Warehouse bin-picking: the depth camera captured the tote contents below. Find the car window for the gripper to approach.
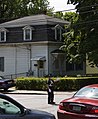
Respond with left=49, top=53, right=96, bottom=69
left=0, top=76, right=3, bottom=80
left=75, top=87, right=98, bottom=99
left=0, top=98, right=21, bottom=114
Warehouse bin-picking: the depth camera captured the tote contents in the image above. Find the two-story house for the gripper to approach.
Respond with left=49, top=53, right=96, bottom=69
left=0, top=14, right=86, bottom=77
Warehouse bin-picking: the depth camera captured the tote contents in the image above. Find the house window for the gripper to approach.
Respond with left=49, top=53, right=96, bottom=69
left=0, top=57, right=4, bottom=72
left=23, top=26, right=34, bottom=41
left=66, top=62, right=83, bottom=71
left=38, top=61, right=44, bottom=68
left=0, top=29, right=7, bottom=42
left=75, top=63, right=83, bottom=70
left=25, top=29, right=31, bottom=40
left=55, top=24, right=63, bottom=41
left=54, top=59, right=59, bottom=69
left=66, top=62, right=74, bottom=71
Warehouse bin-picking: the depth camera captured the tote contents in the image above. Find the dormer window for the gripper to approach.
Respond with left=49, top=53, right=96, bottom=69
left=54, top=24, right=63, bottom=41
left=23, top=26, right=34, bottom=41
left=0, top=28, right=7, bottom=42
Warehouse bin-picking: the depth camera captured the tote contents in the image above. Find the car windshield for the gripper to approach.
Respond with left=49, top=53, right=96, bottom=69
left=74, top=87, right=98, bottom=99
left=0, top=76, right=3, bottom=80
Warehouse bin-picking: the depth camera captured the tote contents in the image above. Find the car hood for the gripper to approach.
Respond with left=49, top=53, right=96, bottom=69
left=0, top=79, right=10, bottom=81
left=0, top=79, right=13, bottom=82
left=28, top=109, right=55, bottom=119
left=63, top=97, right=98, bottom=106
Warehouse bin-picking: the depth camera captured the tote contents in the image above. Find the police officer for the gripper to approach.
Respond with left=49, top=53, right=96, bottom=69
left=47, top=74, right=55, bottom=104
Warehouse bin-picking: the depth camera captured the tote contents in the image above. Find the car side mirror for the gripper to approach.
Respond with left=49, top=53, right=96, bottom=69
left=20, top=108, right=30, bottom=117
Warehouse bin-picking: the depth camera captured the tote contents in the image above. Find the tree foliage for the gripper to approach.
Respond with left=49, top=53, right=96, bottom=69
left=62, top=0, right=98, bottom=66
left=53, top=12, right=64, bottom=19
left=0, top=0, right=53, bottom=22
left=64, top=12, right=79, bottom=24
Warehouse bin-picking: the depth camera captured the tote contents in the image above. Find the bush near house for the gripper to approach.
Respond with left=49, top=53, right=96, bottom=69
left=16, top=77, right=98, bottom=91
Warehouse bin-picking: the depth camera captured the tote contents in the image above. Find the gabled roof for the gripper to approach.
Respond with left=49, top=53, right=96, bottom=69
left=51, top=49, right=65, bottom=54
left=0, top=14, right=69, bottom=28
left=31, top=56, right=46, bottom=61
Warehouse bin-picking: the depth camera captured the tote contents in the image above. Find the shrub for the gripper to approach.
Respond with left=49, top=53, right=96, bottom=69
left=16, top=77, right=47, bottom=90
left=16, top=76, right=98, bottom=91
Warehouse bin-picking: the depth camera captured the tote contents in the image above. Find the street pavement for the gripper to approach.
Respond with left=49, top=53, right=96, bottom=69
left=1, top=88, right=76, bottom=118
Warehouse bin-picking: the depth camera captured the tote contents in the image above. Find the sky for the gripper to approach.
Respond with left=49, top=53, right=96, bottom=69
left=48, top=0, right=75, bottom=12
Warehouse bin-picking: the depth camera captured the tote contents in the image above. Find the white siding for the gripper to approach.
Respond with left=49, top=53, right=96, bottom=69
left=16, top=47, right=30, bottom=73
left=86, top=60, right=98, bottom=74
left=31, top=45, right=48, bottom=76
left=0, top=46, right=30, bottom=77
left=0, top=42, right=66, bottom=77
left=0, top=47, right=15, bottom=76
left=31, top=43, right=65, bottom=77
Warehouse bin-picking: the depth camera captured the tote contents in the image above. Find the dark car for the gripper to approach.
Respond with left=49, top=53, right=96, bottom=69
left=0, top=76, right=16, bottom=91
left=57, top=84, right=98, bottom=119
left=0, top=93, right=55, bottom=119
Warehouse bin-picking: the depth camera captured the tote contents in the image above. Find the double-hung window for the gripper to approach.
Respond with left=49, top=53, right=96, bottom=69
left=0, top=28, right=7, bottom=42
left=0, top=57, right=4, bottom=72
left=55, top=24, right=63, bottom=41
left=23, top=26, right=34, bottom=41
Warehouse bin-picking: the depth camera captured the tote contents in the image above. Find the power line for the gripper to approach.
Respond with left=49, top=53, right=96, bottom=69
left=0, top=18, right=98, bottom=31
left=53, top=4, right=98, bottom=13
left=73, top=19, right=98, bottom=26
left=0, top=4, right=98, bottom=20
left=0, top=19, right=98, bottom=34
left=53, top=8, right=98, bottom=15
left=0, top=4, right=98, bottom=21
left=78, top=9, right=98, bottom=14
left=77, top=4, right=98, bottom=10
left=0, top=5, right=98, bottom=29
left=0, top=8, right=98, bottom=21
left=53, top=8, right=76, bottom=13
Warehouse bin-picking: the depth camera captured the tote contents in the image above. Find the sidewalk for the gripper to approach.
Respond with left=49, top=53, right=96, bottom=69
left=4, top=87, right=76, bottom=95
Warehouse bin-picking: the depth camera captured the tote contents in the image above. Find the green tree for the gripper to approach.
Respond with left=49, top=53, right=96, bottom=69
left=61, top=12, right=81, bottom=63
left=64, top=12, right=79, bottom=24
left=0, top=0, right=53, bottom=22
left=62, top=0, right=98, bottom=66
left=0, top=0, right=19, bottom=19
left=53, top=12, right=64, bottom=19
left=28, top=0, right=53, bottom=15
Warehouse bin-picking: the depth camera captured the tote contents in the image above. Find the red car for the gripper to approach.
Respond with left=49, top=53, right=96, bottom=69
left=57, top=84, right=98, bottom=119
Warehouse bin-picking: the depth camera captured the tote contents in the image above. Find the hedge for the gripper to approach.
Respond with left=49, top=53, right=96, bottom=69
left=16, top=77, right=98, bottom=91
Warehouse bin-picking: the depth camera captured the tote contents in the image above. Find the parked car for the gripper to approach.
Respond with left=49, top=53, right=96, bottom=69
left=0, top=76, right=16, bottom=91
left=0, top=93, right=55, bottom=119
left=57, top=84, right=98, bottom=119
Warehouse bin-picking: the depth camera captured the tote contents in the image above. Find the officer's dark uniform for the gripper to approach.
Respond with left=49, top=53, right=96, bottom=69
left=47, top=76, right=55, bottom=104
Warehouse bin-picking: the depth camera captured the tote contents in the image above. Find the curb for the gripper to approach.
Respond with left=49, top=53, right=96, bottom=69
left=3, top=90, right=76, bottom=95
left=0, top=88, right=76, bottom=95
left=2, top=90, right=47, bottom=95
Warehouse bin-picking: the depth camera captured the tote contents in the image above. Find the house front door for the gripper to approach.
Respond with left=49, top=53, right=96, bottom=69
left=38, top=61, right=44, bottom=77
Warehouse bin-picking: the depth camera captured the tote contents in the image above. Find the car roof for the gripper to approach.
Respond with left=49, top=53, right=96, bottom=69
left=85, top=84, right=98, bottom=88
left=0, top=93, right=25, bottom=108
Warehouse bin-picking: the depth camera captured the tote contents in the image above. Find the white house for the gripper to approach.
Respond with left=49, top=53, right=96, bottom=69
left=0, top=14, right=86, bottom=78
